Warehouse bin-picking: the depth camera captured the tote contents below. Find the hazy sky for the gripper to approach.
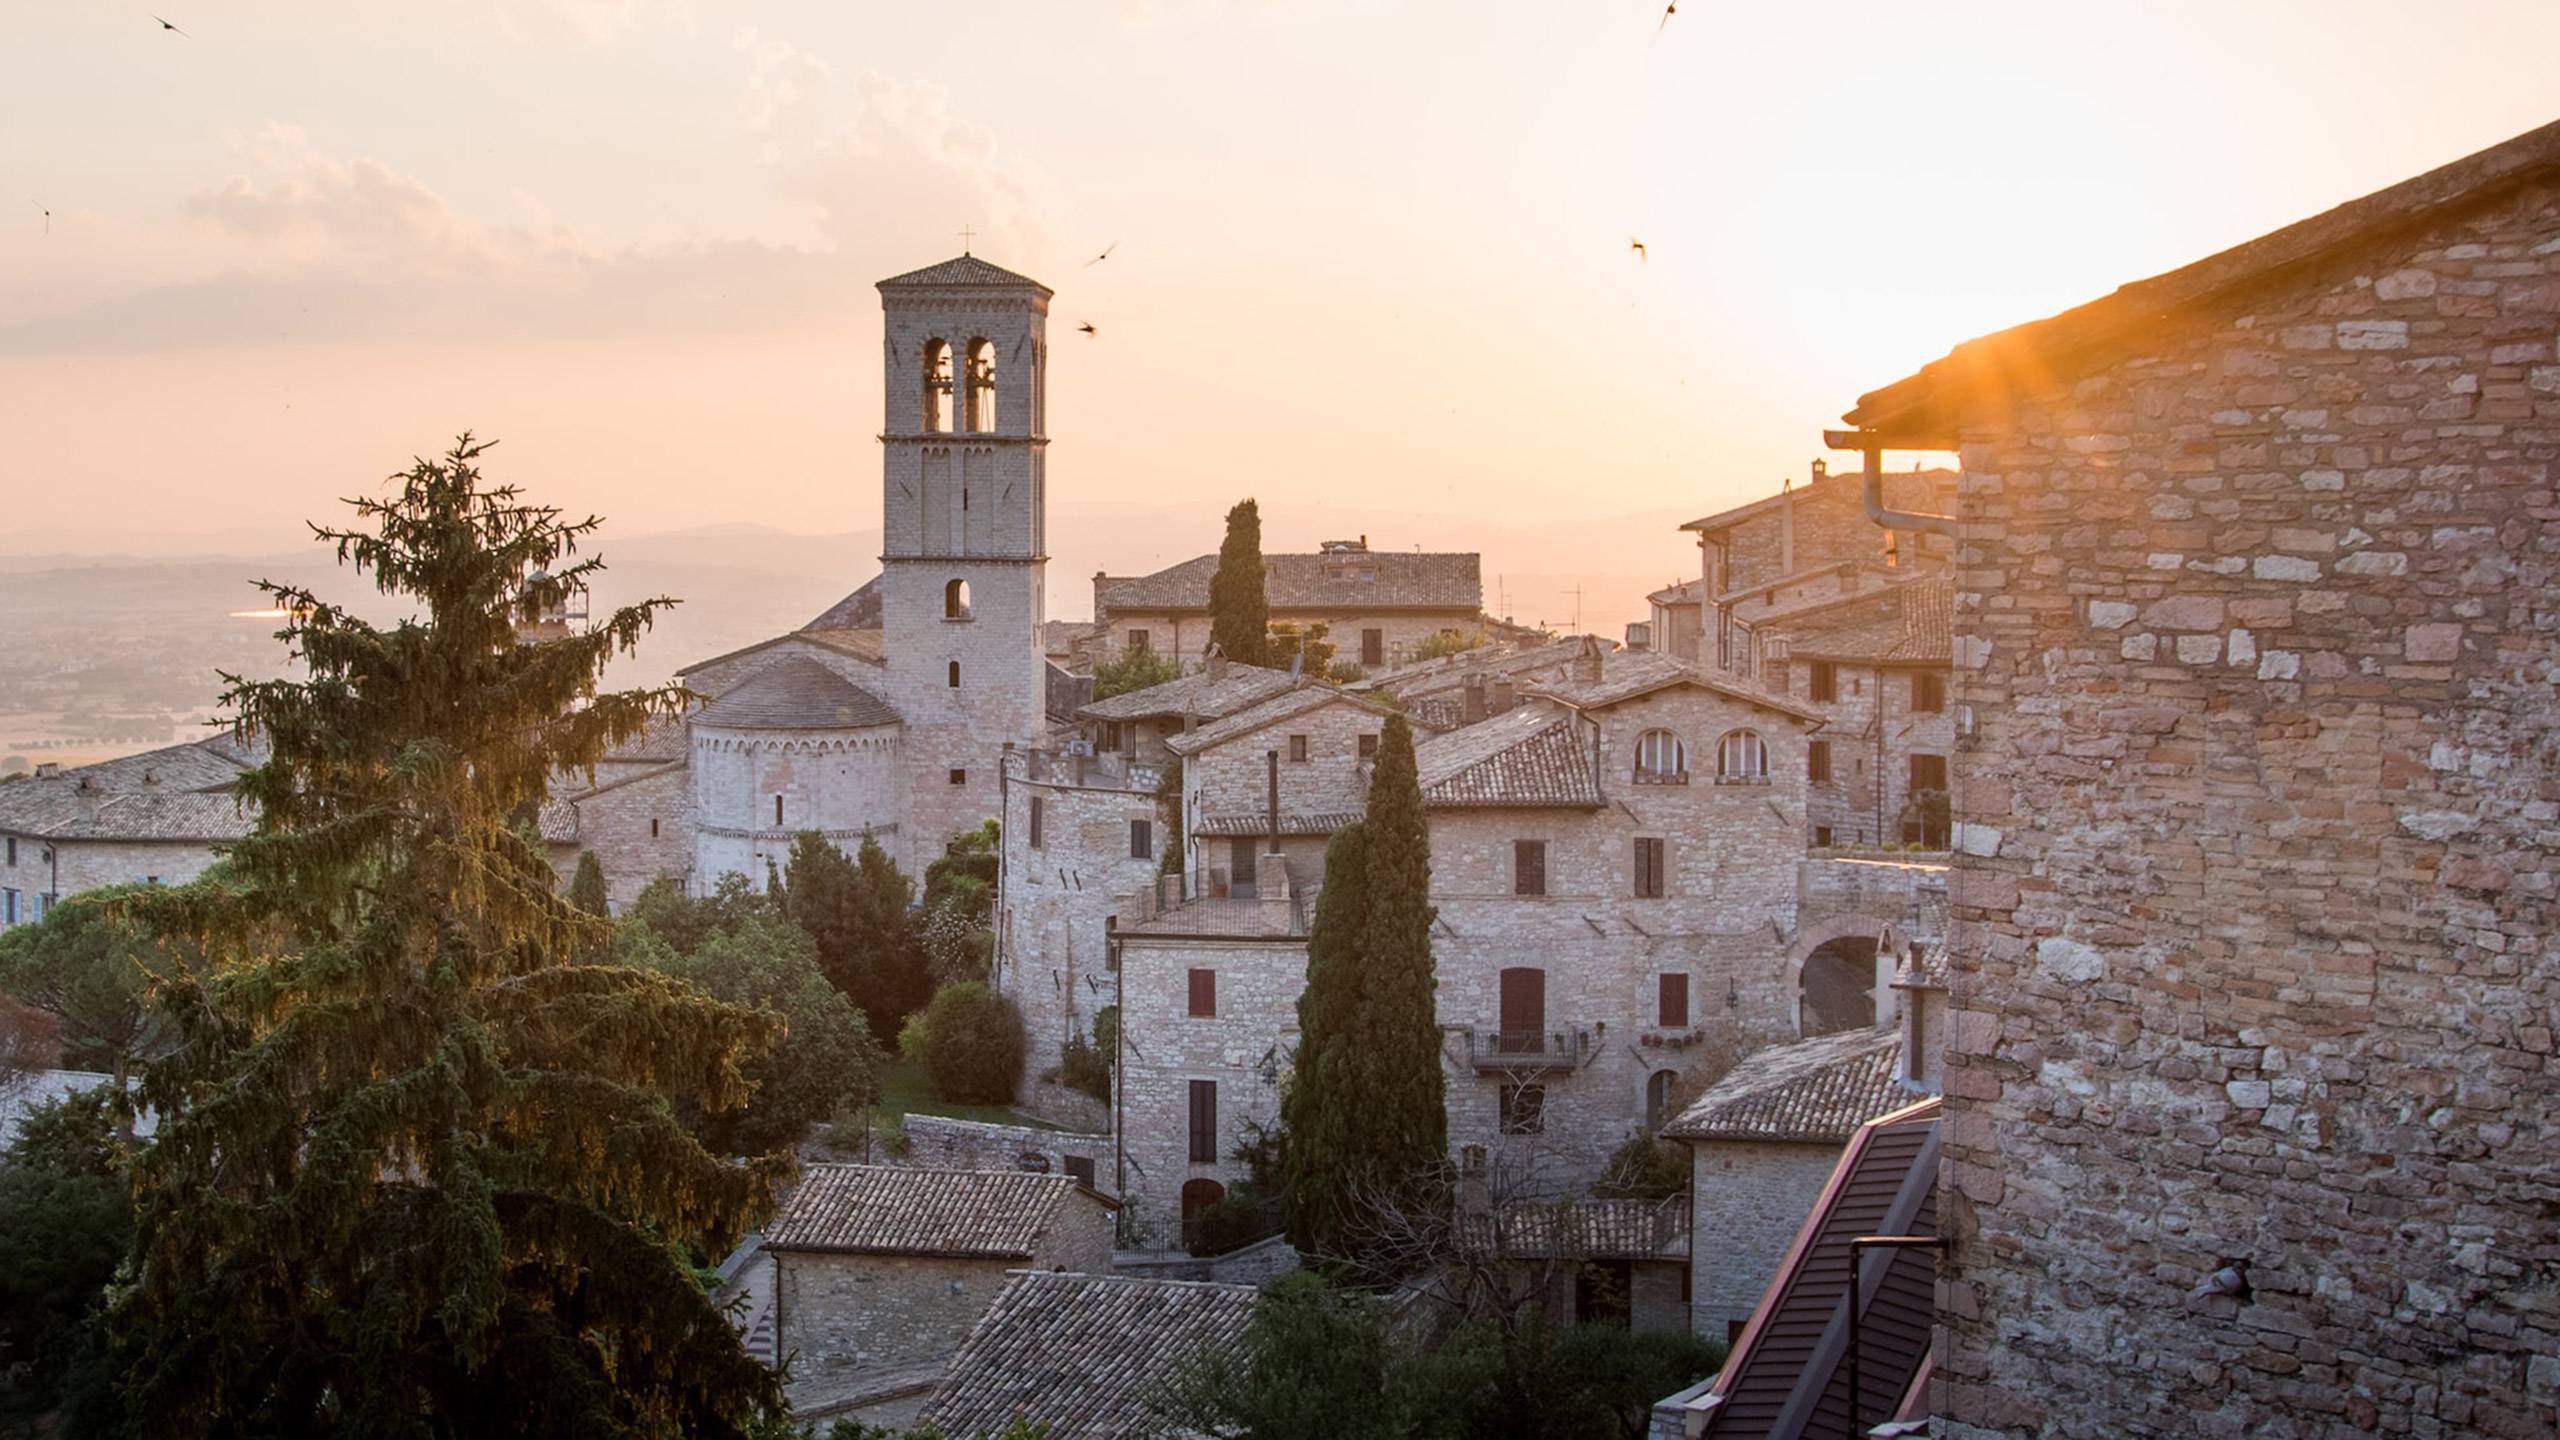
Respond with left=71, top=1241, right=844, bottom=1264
left=6, top=1, right=2558, bottom=625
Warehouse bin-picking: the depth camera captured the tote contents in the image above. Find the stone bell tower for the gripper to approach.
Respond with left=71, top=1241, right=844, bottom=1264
left=875, top=254, right=1052, bottom=875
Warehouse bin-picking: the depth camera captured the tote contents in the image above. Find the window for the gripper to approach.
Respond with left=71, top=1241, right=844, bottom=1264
left=944, top=577, right=972, bottom=619
left=949, top=768, right=968, bottom=786
left=1064, top=1155, right=1097, bottom=1189
left=774, top=795, right=784, bottom=826
left=1646, top=1071, right=1678, bottom=1130
left=1716, top=730, right=1769, bottom=782
left=948, top=660, right=962, bottom=688
left=1814, top=825, right=1835, bottom=848
left=1633, top=837, right=1665, bottom=898
left=1029, top=796, right=1044, bottom=849
left=1913, top=671, right=1946, bottom=713
left=1188, top=1080, right=1219, bottom=1162
left=1499, top=1083, right=1546, bottom=1135
left=922, top=339, right=954, bottom=432
left=2, top=889, right=14, bottom=925
left=1657, top=973, right=1689, bottom=1028
left=1188, top=968, right=1216, bottom=1018
left=1180, top=1178, right=1226, bottom=1244
left=1498, top=967, right=1546, bottom=1050
left=145, top=875, right=159, bottom=886
left=649, top=817, right=659, bottom=838
left=1288, top=734, right=1310, bottom=763
left=1513, top=839, right=1546, bottom=896
left=4, top=837, right=13, bottom=866
left=1358, top=733, right=1379, bottom=761
left=1809, top=739, right=1833, bottom=784
left=1129, top=628, right=1151, bottom=654
left=1361, top=628, right=1385, bottom=667
left=1130, top=818, right=1153, bottom=859
left=1634, top=729, right=1686, bottom=783
left=1910, top=753, right=1949, bottom=793
left=964, top=337, right=997, bottom=432
left=1809, top=660, right=1837, bottom=703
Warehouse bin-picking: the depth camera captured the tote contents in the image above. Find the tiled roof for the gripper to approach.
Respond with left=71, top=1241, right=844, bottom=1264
left=1678, top=470, right=1955, bottom=535
left=1534, top=652, right=1824, bottom=725
left=802, top=577, right=882, bottom=632
left=1193, top=810, right=1363, bottom=837
left=1663, top=1027, right=1907, bottom=1144
left=921, top=1271, right=1257, bottom=1438
left=0, top=736, right=262, bottom=842
left=1649, top=578, right=1708, bottom=607
left=1042, top=619, right=1100, bottom=654
left=1077, top=663, right=1298, bottom=723
left=1118, top=894, right=1307, bottom=940
left=764, top=1166, right=1083, bottom=1258
left=1367, top=635, right=1597, bottom=702
left=676, top=626, right=884, bottom=679
left=1413, top=706, right=1602, bottom=809
left=1456, top=1197, right=1688, bottom=1260
left=1772, top=576, right=1952, bottom=665
left=601, top=714, right=688, bottom=764
left=1095, top=549, right=1482, bottom=614
left=876, top=254, right=1053, bottom=293
left=692, top=656, right=899, bottom=731
left=1161, top=684, right=1399, bottom=758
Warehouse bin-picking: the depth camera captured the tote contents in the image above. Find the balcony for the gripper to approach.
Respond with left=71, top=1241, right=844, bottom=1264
left=1464, top=1027, right=1592, bottom=1073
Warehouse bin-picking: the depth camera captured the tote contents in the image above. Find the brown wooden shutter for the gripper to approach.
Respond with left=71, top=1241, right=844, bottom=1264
left=1188, top=1080, right=1218, bottom=1162
left=1659, top=972, right=1689, bottom=1028
left=1514, top=840, right=1546, bottom=896
left=1499, top=967, right=1546, bottom=1048
left=1188, top=968, right=1216, bottom=1018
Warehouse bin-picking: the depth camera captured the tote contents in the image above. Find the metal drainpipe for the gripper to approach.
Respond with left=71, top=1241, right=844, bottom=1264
left=1844, top=1234, right=1945, bottom=1436
left=1841, top=438, right=1960, bottom=539
left=1110, top=920, right=1126, bottom=1235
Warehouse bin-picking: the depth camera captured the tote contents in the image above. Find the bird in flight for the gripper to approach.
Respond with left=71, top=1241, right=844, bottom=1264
left=1076, top=322, right=1098, bottom=336
left=40, top=207, right=49, bottom=234
left=1630, top=238, right=1647, bottom=262
left=1652, top=3, right=1674, bottom=43
left=153, top=14, right=188, bottom=34
left=1084, top=242, right=1118, bottom=267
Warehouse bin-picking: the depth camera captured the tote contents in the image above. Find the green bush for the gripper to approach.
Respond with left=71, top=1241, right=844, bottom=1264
left=899, top=982, right=1026, bottom=1105
left=1054, top=1032, right=1112, bottom=1103
left=1092, top=647, right=1183, bottom=701
left=1592, top=1134, right=1688, bottom=1202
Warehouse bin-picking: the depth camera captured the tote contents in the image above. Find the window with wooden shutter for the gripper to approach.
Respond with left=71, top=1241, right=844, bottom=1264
left=1130, top=818, right=1152, bottom=859
left=1658, top=972, right=1689, bottom=1028
left=1064, top=1155, right=1097, bottom=1189
left=1188, top=1080, right=1218, bottom=1162
left=1809, top=739, right=1833, bottom=784
left=1912, top=671, right=1946, bottom=713
left=1633, top=837, right=1665, bottom=898
left=1361, top=629, right=1385, bottom=667
left=1187, top=968, right=1216, bottom=1018
left=1513, top=840, right=1546, bottom=896
left=1810, top=660, right=1837, bottom=703
left=1029, top=796, right=1043, bottom=848
left=1288, top=734, right=1310, bottom=763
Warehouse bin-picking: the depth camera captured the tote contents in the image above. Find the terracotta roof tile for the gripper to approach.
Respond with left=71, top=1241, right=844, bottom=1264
left=765, top=1166, right=1083, bottom=1258
left=1096, top=548, right=1481, bottom=614
left=1663, top=1028, right=1908, bottom=1144
left=1773, top=576, right=1952, bottom=665
left=693, top=656, right=899, bottom=731
left=1413, top=706, right=1602, bottom=809
left=921, top=1271, right=1257, bottom=1438
left=1457, top=1197, right=1689, bottom=1260
left=1160, top=684, right=1403, bottom=758
left=0, top=736, right=262, bottom=841
left=1077, top=663, right=1298, bottom=723
left=876, top=254, right=1052, bottom=293
left=1534, top=652, right=1825, bottom=725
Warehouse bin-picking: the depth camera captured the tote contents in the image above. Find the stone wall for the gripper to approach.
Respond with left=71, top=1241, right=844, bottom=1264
left=897, top=1115, right=1110, bottom=1183
left=1113, top=933, right=1306, bottom=1245
left=1712, top=468, right=1953, bottom=595
left=689, top=722, right=905, bottom=894
left=1102, top=610, right=1479, bottom=671
left=0, top=836, right=227, bottom=927
left=1934, top=179, right=2560, bottom=1438
left=998, top=754, right=1166, bottom=1088
left=563, top=762, right=692, bottom=911
left=1686, top=1138, right=1846, bottom=1336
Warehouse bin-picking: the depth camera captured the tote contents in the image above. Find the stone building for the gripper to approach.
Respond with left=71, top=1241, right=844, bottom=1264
left=1829, top=119, right=2560, bottom=1437
left=551, top=254, right=1066, bottom=906
left=1103, top=647, right=1828, bottom=1243
left=763, top=1165, right=1114, bottom=1410
left=1455, top=1196, right=1694, bottom=1335
left=1092, top=537, right=1484, bottom=670
left=1756, top=576, right=1956, bottom=849
left=919, top=1270, right=1258, bottom=1438
left=0, top=734, right=264, bottom=928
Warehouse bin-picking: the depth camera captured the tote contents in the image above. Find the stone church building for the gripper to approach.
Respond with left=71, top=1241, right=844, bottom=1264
left=557, top=255, right=1065, bottom=905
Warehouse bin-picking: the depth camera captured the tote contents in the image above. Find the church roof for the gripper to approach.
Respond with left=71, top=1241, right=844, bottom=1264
left=802, top=576, right=882, bottom=631
left=877, top=254, right=1054, bottom=296
left=691, top=655, right=898, bottom=731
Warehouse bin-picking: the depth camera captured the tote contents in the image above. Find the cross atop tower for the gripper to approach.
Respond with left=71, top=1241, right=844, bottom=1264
left=958, top=224, right=975, bottom=254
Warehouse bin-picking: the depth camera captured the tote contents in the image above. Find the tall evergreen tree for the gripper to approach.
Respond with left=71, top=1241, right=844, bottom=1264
left=778, top=830, right=933, bottom=1044
left=105, top=436, right=792, bottom=1437
left=566, top=849, right=609, bottom=916
left=1280, top=713, right=1446, bottom=1283
left=1207, top=498, right=1270, bottom=667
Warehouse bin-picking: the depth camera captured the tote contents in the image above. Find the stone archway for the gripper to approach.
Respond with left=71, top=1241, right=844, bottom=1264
left=1787, top=916, right=1890, bottom=1037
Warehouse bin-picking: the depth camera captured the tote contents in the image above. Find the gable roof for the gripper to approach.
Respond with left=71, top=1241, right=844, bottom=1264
left=1413, top=705, right=1602, bottom=809
left=1533, top=652, right=1825, bottom=726
left=0, top=735, right=263, bottom=842
left=921, top=1271, right=1257, bottom=1438
left=1365, top=634, right=1599, bottom=701
left=1680, top=471, right=1956, bottom=536
left=691, top=656, right=899, bottom=731
left=802, top=576, right=882, bottom=631
left=876, top=254, right=1053, bottom=295
left=1768, top=575, right=1953, bottom=667
left=1663, top=1027, right=1908, bottom=1144
left=1077, top=662, right=1298, bottom=723
left=1456, top=1196, right=1689, bottom=1261
left=1160, top=683, right=1401, bottom=758
left=1839, top=119, right=2560, bottom=444
left=676, top=625, right=884, bottom=680
left=1095, top=549, right=1482, bottom=614
left=764, top=1166, right=1089, bottom=1259
left=1686, top=1098, right=1943, bottom=1439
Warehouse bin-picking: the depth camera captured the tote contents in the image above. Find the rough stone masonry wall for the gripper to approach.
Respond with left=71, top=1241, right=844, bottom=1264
left=1938, top=181, right=2560, bottom=1439
left=563, top=764, right=692, bottom=911
left=1687, top=1138, right=1850, bottom=1336
left=998, top=757, right=1165, bottom=1090
left=0, top=836, right=227, bottom=926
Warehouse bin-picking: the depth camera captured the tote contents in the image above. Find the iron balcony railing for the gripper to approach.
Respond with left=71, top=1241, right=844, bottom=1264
left=1465, top=1027, right=1591, bottom=1072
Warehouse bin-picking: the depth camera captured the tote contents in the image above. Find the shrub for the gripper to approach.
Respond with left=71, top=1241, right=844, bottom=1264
left=900, top=982, right=1026, bottom=1105
left=1592, top=1134, right=1688, bottom=1202
left=1092, top=646, right=1183, bottom=701
left=1411, top=627, right=1483, bottom=663
left=1054, top=1033, right=1111, bottom=1103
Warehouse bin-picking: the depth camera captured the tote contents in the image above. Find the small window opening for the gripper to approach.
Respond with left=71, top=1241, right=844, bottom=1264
left=774, top=795, right=784, bottom=825
left=949, top=768, right=968, bottom=786
left=922, top=339, right=954, bottom=432
left=965, top=338, right=997, bottom=432
left=945, top=577, right=972, bottom=619
left=949, top=660, right=962, bottom=688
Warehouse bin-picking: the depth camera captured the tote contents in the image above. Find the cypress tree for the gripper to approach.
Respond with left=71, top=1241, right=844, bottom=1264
left=780, top=830, right=933, bottom=1044
left=106, top=436, right=791, bottom=1436
left=1281, top=713, right=1446, bottom=1283
left=566, top=849, right=609, bottom=916
left=1207, top=498, right=1270, bottom=667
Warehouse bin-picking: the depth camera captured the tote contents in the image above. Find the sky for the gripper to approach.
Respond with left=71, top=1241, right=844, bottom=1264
left=5, top=0, right=2558, bottom=627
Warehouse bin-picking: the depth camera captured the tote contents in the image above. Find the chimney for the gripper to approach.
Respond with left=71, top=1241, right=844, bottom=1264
left=34, top=762, right=60, bottom=780
left=1892, top=949, right=1949, bottom=1096
left=1491, top=677, right=1516, bottom=714
left=1207, top=646, right=1229, bottom=683
left=1257, top=852, right=1293, bottom=933
left=1811, top=457, right=1829, bottom=483
left=1572, top=635, right=1605, bottom=685
left=1461, top=674, right=1487, bottom=725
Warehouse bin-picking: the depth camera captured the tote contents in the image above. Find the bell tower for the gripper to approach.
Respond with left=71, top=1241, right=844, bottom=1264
left=876, top=254, right=1052, bottom=874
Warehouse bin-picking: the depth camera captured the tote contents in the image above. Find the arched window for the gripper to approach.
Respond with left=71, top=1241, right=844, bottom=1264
left=921, top=339, right=954, bottom=432
left=948, top=660, right=961, bottom=689
left=1716, top=729, right=1768, bottom=783
left=1180, top=1178, right=1227, bottom=1248
left=1646, top=1070, right=1678, bottom=1130
left=944, top=577, right=972, bottom=619
left=1633, top=729, right=1686, bottom=784
left=964, top=337, right=997, bottom=432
